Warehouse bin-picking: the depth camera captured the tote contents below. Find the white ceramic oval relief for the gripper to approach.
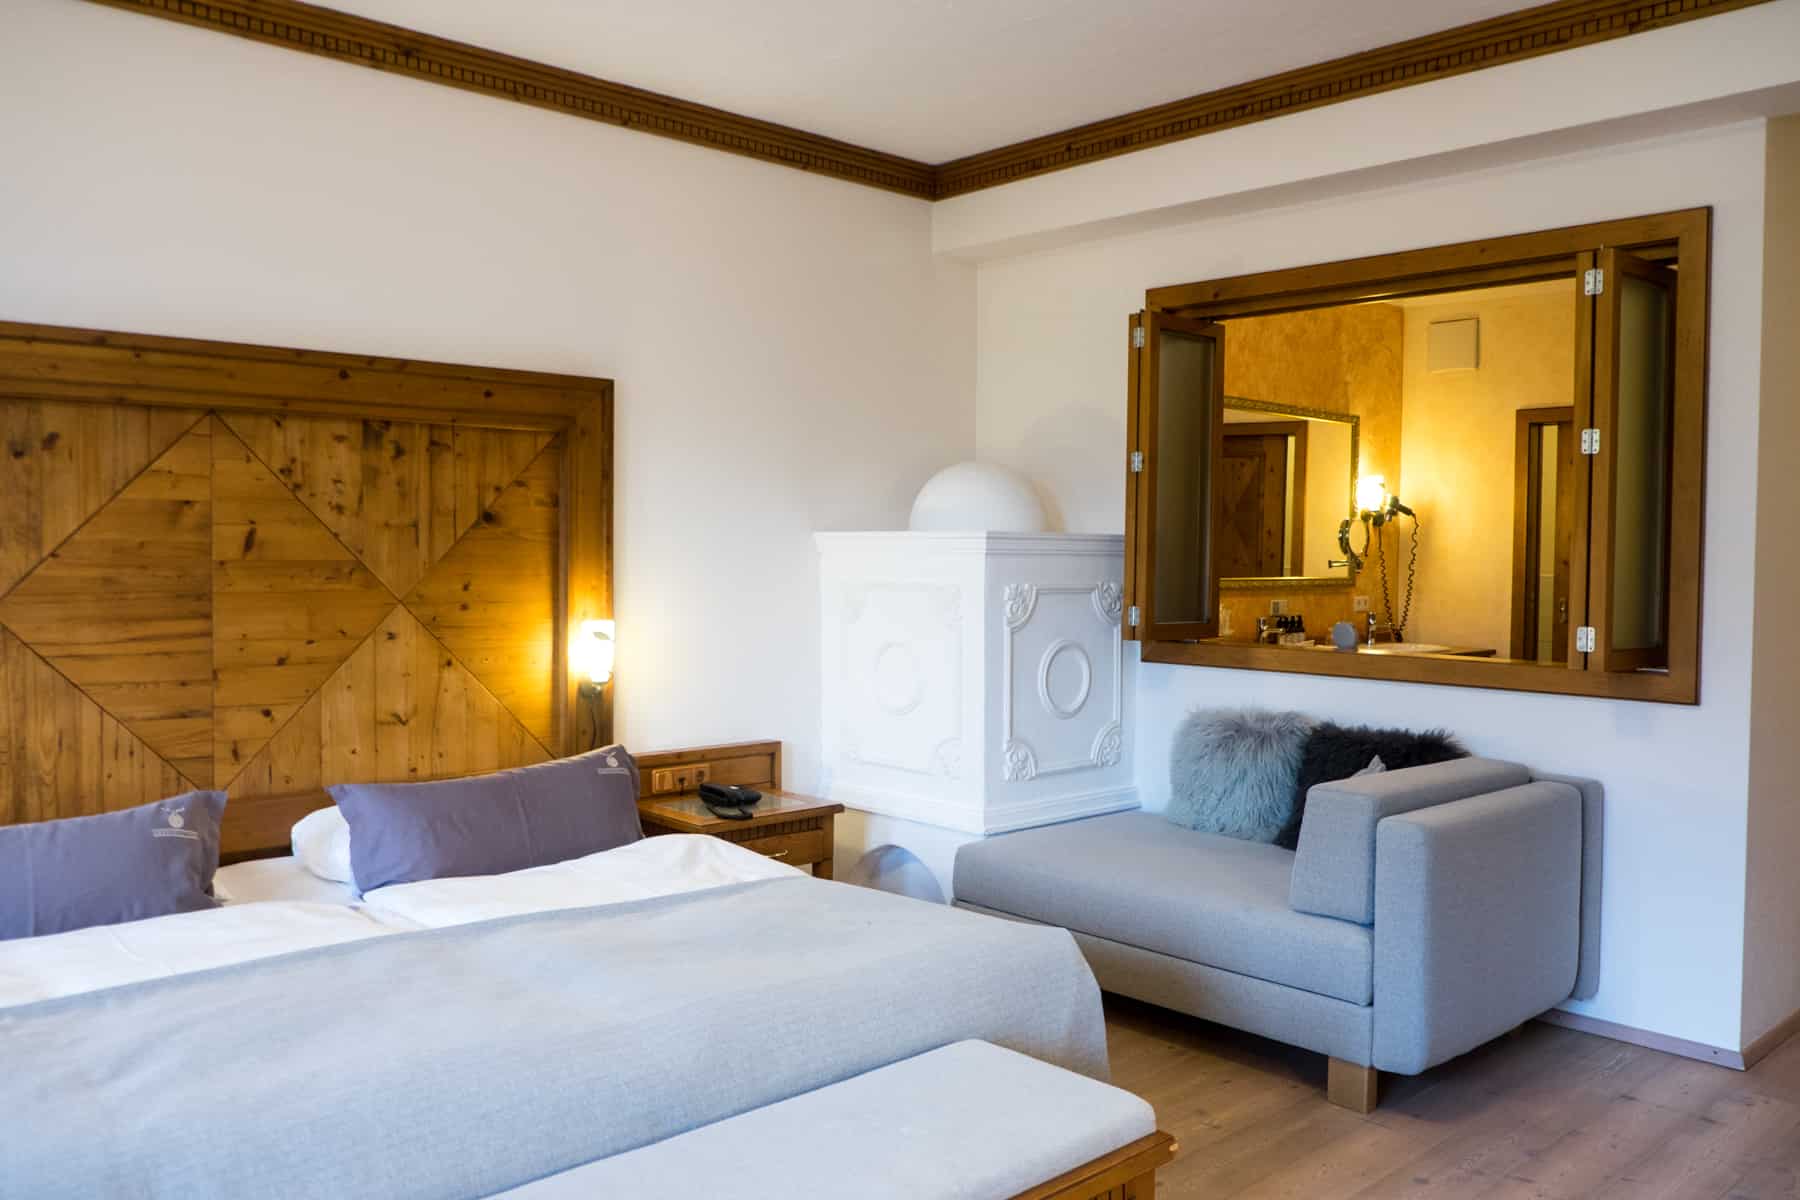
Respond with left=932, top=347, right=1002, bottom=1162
left=1037, top=638, right=1093, bottom=719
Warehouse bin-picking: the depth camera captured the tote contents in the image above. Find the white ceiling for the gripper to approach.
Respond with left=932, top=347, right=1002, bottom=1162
left=327, top=0, right=1536, bottom=162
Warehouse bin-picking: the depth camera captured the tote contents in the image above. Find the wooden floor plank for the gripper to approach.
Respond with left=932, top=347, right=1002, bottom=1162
left=1103, top=996, right=1800, bottom=1200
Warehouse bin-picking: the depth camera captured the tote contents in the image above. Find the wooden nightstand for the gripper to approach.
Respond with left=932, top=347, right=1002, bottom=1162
left=637, top=790, right=843, bottom=878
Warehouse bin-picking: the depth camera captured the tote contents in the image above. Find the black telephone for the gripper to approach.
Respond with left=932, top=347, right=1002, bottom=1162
left=699, top=782, right=762, bottom=820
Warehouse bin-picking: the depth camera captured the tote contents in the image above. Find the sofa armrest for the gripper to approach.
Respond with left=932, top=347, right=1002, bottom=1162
left=1371, top=782, right=1582, bottom=1075
left=1291, top=757, right=1532, bottom=924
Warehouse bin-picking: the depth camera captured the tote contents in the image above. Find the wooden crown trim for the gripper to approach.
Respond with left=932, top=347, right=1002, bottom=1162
left=933, top=0, right=1775, bottom=196
left=82, top=0, right=938, bottom=199
left=84, top=0, right=1773, bottom=201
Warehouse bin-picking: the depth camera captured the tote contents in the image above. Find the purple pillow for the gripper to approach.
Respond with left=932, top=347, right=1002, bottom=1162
left=330, top=746, right=644, bottom=894
left=0, top=791, right=227, bottom=941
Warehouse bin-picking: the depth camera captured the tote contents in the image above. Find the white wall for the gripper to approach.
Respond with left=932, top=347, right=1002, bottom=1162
left=1743, top=115, right=1800, bottom=1049
left=974, top=123, right=1768, bottom=1051
left=0, top=0, right=975, bottom=792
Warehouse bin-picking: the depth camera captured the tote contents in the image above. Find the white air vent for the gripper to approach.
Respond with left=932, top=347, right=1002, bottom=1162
left=1426, top=317, right=1479, bottom=373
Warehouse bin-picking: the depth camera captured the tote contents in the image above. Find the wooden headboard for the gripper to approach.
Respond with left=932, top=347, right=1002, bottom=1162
left=0, top=321, right=612, bottom=858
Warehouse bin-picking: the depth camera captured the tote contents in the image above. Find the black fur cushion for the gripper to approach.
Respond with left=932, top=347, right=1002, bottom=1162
left=1277, top=723, right=1468, bottom=849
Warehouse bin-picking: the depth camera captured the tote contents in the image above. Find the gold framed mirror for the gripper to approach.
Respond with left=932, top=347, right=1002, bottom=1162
left=1217, top=396, right=1357, bottom=590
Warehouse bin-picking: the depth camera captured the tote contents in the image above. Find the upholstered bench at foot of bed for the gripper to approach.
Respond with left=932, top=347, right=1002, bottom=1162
left=499, top=1040, right=1176, bottom=1200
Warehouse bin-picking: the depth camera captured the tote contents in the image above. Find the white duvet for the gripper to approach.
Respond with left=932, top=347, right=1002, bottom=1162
left=360, top=833, right=803, bottom=928
left=0, top=902, right=393, bottom=1008
left=0, top=835, right=803, bottom=1010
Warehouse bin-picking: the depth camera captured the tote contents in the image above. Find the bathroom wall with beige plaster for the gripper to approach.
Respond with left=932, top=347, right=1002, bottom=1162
left=1397, top=281, right=1578, bottom=653
left=1216, top=304, right=1403, bottom=640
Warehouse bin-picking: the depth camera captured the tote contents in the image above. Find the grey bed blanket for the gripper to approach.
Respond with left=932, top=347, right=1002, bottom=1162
left=0, top=877, right=1105, bottom=1200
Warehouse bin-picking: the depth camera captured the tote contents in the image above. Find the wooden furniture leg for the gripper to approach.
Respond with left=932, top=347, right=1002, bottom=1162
left=1327, top=1058, right=1379, bottom=1113
left=814, top=856, right=834, bottom=880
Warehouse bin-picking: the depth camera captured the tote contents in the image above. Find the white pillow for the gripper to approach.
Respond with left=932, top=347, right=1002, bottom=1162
left=292, top=806, right=353, bottom=884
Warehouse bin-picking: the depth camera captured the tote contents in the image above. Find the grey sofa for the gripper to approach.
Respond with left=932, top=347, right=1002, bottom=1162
left=953, top=757, right=1602, bottom=1111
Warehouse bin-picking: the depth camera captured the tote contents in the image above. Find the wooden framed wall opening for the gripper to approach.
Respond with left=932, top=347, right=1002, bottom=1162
left=0, top=321, right=614, bottom=856
left=1124, top=208, right=1709, bottom=704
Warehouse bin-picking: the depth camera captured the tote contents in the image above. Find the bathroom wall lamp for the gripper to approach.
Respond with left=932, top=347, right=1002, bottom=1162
left=1338, top=478, right=1419, bottom=641
left=1355, top=474, right=1390, bottom=517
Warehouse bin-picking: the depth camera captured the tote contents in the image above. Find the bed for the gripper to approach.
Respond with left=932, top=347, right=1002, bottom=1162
left=0, top=324, right=1127, bottom=1198
left=1, top=831, right=1108, bottom=1198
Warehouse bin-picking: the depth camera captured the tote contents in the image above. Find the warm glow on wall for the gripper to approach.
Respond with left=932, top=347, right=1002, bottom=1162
left=574, top=619, right=616, bottom=687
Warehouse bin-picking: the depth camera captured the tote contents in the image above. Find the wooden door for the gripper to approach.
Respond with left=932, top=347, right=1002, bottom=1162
left=1215, top=420, right=1306, bottom=578
left=1511, top=406, right=1576, bottom=662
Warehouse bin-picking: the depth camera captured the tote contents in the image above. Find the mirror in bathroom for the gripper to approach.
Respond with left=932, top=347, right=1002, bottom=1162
left=1216, top=399, right=1356, bottom=586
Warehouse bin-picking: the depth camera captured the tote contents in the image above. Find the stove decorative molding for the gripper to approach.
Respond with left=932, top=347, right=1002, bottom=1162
left=818, top=532, right=1134, bottom=838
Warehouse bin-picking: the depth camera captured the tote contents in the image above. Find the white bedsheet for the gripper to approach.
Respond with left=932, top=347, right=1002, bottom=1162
left=1, top=835, right=803, bottom=1009
left=0, top=902, right=395, bottom=1008
left=214, top=855, right=359, bottom=907
left=361, top=834, right=804, bottom=929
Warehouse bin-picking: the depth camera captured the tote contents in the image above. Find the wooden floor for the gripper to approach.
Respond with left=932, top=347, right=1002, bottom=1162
left=1104, top=996, right=1800, bottom=1199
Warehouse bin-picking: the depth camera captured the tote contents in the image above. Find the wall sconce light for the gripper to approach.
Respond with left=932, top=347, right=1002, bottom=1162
left=1337, top=477, right=1420, bottom=642
left=573, top=618, right=615, bottom=749
left=574, top=619, right=616, bottom=689
left=1355, top=474, right=1389, bottom=517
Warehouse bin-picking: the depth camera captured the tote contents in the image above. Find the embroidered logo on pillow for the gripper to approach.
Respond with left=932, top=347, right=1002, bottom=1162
left=152, top=802, right=201, bottom=842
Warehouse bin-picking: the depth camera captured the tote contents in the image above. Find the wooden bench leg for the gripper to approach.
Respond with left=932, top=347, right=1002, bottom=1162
left=1327, top=1058, right=1379, bottom=1113
left=1007, top=1131, right=1175, bottom=1199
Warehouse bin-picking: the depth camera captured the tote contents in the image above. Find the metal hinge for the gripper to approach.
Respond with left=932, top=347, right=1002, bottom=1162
left=1127, top=605, right=1141, bottom=627
left=1132, top=325, right=1146, bottom=349
left=1576, top=626, right=1597, bottom=653
left=1580, top=428, right=1601, bottom=455
left=1129, top=450, right=1144, bottom=473
left=1584, top=268, right=1605, bottom=296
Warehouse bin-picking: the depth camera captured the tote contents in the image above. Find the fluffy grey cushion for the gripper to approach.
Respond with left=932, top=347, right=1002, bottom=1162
left=1167, top=708, right=1316, bottom=843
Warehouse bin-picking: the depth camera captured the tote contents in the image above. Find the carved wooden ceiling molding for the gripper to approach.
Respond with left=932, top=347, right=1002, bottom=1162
left=80, top=0, right=1780, bottom=200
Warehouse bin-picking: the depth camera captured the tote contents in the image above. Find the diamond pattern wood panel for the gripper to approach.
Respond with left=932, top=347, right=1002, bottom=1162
left=319, top=607, right=551, bottom=787
left=0, top=402, right=202, bottom=595
left=0, top=423, right=215, bottom=785
left=230, top=608, right=550, bottom=802
left=211, top=419, right=402, bottom=785
left=404, top=444, right=560, bottom=750
left=0, top=398, right=566, bottom=816
left=223, top=414, right=552, bottom=597
left=0, top=628, right=191, bottom=824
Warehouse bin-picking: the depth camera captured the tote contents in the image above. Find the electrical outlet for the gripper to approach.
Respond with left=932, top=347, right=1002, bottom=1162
left=1352, top=595, right=1370, bottom=612
left=1269, top=599, right=1289, bottom=616
left=651, top=763, right=714, bottom=794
